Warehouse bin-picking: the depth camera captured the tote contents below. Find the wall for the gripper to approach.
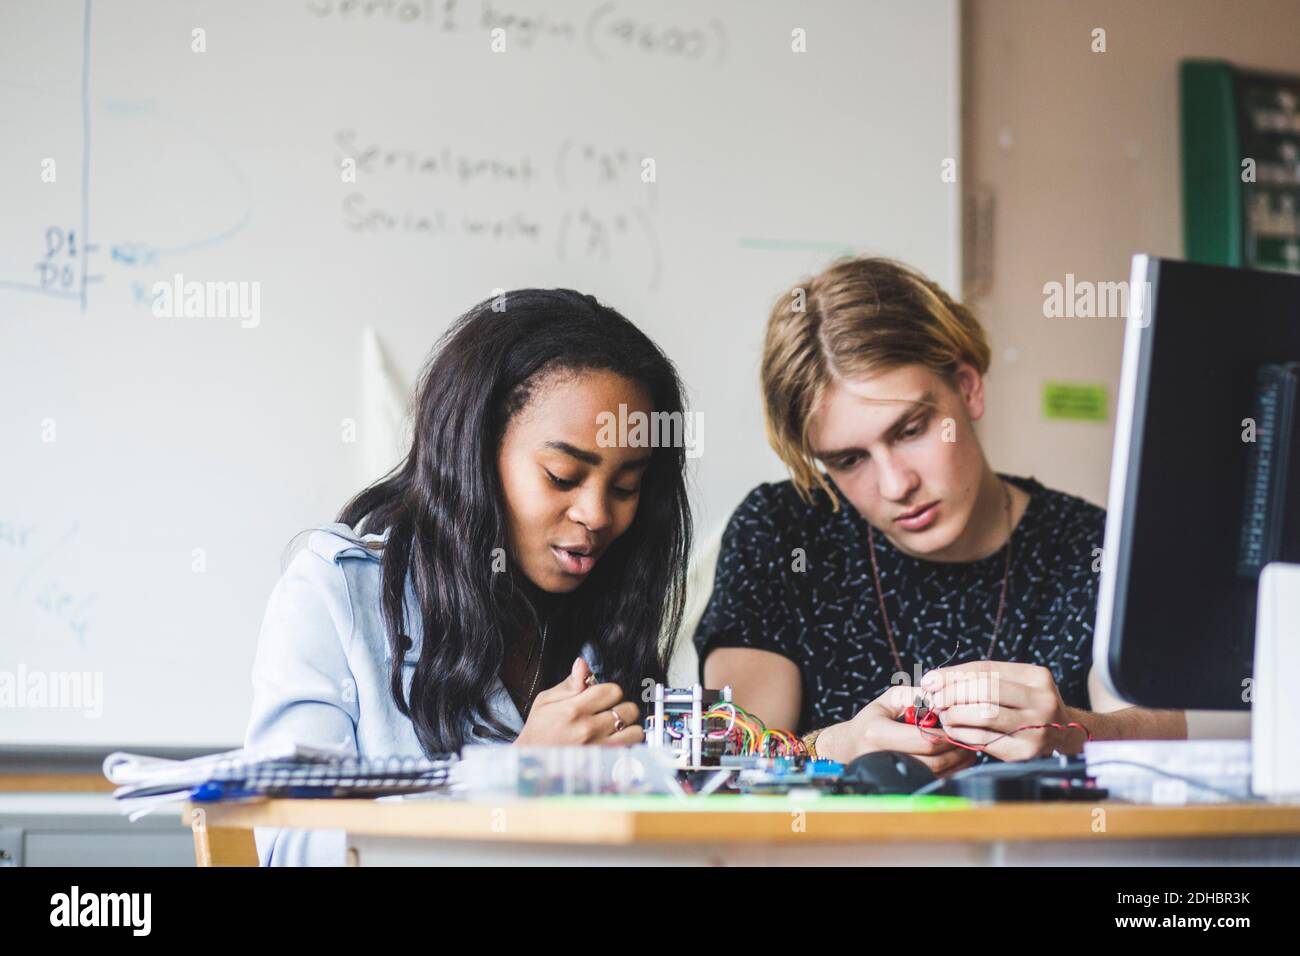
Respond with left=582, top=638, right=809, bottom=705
left=963, top=0, right=1300, bottom=506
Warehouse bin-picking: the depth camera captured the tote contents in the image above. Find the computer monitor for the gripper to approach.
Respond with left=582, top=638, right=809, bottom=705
left=1095, top=255, right=1300, bottom=710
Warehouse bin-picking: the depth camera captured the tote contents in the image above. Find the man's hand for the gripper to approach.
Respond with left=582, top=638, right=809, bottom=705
left=921, top=660, right=1088, bottom=760
left=819, top=683, right=978, bottom=776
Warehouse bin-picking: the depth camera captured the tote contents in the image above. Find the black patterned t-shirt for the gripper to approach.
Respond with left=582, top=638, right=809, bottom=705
left=693, top=473, right=1107, bottom=735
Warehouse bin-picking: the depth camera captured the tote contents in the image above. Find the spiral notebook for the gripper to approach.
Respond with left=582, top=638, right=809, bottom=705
left=104, top=743, right=458, bottom=803
left=189, top=754, right=458, bottom=801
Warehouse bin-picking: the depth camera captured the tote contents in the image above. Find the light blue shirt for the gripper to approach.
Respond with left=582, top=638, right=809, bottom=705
left=243, top=522, right=595, bottom=866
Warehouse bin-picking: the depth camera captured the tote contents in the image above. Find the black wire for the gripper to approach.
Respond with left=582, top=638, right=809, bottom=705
left=912, top=756, right=1076, bottom=796
left=1084, top=759, right=1259, bottom=803
left=912, top=755, right=1259, bottom=803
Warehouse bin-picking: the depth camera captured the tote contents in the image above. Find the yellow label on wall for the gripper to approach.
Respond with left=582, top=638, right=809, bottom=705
left=1042, top=382, right=1107, bottom=422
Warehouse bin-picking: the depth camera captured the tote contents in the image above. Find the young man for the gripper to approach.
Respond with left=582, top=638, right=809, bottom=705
left=694, top=257, right=1185, bottom=775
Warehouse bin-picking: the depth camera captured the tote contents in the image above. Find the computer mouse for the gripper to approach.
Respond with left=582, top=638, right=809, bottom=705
left=838, top=751, right=937, bottom=795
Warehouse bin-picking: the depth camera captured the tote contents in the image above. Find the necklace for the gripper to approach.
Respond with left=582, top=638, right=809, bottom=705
left=866, top=479, right=1014, bottom=679
left=521, top=622, right=548, bottom=718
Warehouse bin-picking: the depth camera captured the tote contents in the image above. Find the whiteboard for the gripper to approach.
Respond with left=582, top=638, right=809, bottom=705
left=0, top=0, right=959, bottom=749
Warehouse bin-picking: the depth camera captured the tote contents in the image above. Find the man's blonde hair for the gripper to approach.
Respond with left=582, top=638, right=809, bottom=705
left=761, top=257, right=991, bottom=507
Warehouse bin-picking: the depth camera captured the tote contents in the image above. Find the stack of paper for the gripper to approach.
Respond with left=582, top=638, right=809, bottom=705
left=103, top=741, right=351, bottom=820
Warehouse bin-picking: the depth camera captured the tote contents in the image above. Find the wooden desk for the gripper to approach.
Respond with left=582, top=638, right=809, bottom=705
left=0, top=773, right=115, bottom=793
left=182, top=795, right=1300, bottom=866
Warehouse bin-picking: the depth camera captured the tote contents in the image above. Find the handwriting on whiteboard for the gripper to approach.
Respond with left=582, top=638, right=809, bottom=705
left=335, top=132, right=662, bottom=288
left=3, top=519, right=96, bottom=646
left=305, top=0, right=729, bottom=65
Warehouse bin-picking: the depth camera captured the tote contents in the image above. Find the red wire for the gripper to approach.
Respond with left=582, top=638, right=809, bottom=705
left=916, top=719, right=1093, bottom=753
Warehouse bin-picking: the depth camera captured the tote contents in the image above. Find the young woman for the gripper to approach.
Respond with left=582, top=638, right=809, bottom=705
left=695, top=257, right=1185, bottom=776
left=245, top=289, right=692, bottom=864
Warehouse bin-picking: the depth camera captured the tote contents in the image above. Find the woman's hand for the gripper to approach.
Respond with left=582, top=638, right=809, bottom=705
left=514, top=657, right=645, bottom=746
left=818, top=683, right=978, bottom=777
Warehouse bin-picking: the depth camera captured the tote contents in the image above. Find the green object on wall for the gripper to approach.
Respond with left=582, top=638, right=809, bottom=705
left=1181, top=60, right=1244, bottom=267
left=1042, top=382, right=1107, bottom=422
left=1182, top=59, right=1300, bottom=273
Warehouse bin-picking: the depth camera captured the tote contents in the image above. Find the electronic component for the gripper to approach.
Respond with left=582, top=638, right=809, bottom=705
left=645, top=684, right=736, bottom=768
left=722, top=755, right=844, bottom=795
left=919, top=756, right=1109, bottom=802
left=900, top=696, right=940, bottom=729
left=644, top=683, right=807, bottom=769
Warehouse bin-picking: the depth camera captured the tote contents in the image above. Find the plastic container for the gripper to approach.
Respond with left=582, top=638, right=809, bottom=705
left=451, top=744, right=681, bottom=799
